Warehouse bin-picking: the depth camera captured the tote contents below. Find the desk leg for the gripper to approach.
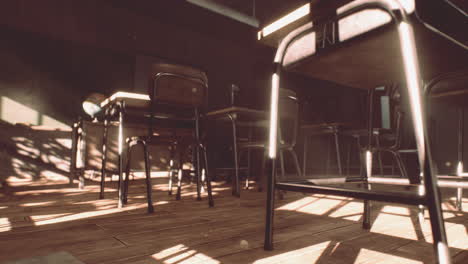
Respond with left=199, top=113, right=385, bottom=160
left=246, top=127, right=252, bottom=189
left=456, top=108, right=464, bottom=210
left=71, top=120, right=81, bottom=187
left=334, top=131, right=343, bottom=176
left=100, top=113, right=109, bottom=199
left=303, top=134, right=307, bottom=178
left=228, top=114, right=240, bottom=197
left=117, top=105, right=124, bottom=208
left=195, top=108, right=202, bottom=201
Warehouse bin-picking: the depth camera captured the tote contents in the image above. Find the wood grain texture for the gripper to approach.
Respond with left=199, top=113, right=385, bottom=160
left=0, top=173, right=467, bottom=263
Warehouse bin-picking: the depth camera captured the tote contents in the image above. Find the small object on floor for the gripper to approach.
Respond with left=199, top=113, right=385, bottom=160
left=240, top=239, right=249, bottom=249
left=6, top=251, right=84, bottom=264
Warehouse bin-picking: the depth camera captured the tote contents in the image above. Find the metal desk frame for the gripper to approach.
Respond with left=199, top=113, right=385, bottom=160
left=264, top=1, right=450, bottom=262
left=206, top=106, right=267, bottom=197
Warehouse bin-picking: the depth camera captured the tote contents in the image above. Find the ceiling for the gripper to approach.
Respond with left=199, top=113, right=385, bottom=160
left=212, top=0, right=308, bottom=26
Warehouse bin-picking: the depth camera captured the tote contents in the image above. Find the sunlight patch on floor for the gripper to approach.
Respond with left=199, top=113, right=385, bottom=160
left=370, top=206, right=422, bottom=241
left=354, top=248, right=423, bottom=264
left=151, top=244, right=220, bottom=264
left=327, top=201, right=364, bottom=221
left=253, top=241, right=331, bottom=264
left=278, top=195, right=360, bottom=221
left=31, top=204, right=148, bottom=226
left=0, top=218, right=12, bottom=232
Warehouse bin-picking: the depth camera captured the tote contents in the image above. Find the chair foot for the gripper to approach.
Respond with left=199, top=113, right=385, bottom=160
left=197, top=196, right=202, bottom=201
left=362, top=222, right=371, bottom=230
left=209, top=200, right=214, bottom=207
left=147, top=205, right=154, bottom=214
left=264, top=244, right=273, bottom=251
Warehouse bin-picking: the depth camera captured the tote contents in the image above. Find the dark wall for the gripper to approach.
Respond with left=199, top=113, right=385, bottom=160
left=0, top=0, right=269, bottom=127
left=7, top=0, right=461, bottom=180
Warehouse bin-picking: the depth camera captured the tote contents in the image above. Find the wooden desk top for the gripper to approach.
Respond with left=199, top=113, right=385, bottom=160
left=100, top=92, right=150, bottom=109
left=257, top=1, right=467, bottom=89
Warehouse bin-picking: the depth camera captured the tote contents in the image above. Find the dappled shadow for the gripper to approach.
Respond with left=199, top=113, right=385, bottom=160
left=0, top=121, right=71, bottom=183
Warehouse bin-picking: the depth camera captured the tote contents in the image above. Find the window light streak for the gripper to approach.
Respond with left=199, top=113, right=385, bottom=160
left=268, top=73, right=279, bottom=158
left=260, top=3, right=310, bottom=38
left=100, top=92, right=150, bottom=107
left=398, top=22, right=425, bottom=165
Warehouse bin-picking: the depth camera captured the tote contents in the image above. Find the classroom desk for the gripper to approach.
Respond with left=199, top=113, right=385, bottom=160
left=206, top=107, right=268, bottom=196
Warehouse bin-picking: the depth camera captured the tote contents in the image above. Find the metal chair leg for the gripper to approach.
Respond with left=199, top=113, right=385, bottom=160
left=334, top=132, right=343, bottom=176
left=202, top=145, right=214, bottom=207
left=176, top=148, right=184, bottom=201
left=279, top=150, right=286, bottom=180
left=456, top=187, right=463, bottom=211
left=100, top=117, right=109, bottom=199
left=363, top=196, right=371, bottom=229
left=264, top=158, right=276, bottom=251
left=168, top=145, right=175, bottom=195
left=246, top=148, right=251, bottom=189
left=289, top=149, right=302, bottom=178
left=123, top=140, right=133, bottom=205
left=392, top=151, right=408, bottom=179
left=142, top=142, right=154, bottom=213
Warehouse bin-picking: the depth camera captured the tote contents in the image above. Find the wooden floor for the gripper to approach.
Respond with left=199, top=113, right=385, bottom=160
left=0, top=173, right=467, bottom=264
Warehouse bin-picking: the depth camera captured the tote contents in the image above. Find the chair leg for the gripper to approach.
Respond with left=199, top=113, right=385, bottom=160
left=363, top=198, right=371, bottom=229
left=202, top=144, right=214, bottom=207
left=142, top=142, right=154, bottom=213
left=289, top=149, right=303, bottom=178
left=375, top=137, right=384, bottom=177
left=123, top=140, right=133, bottom=205
left=264, top=158, right=276, bottom=250
left=334, top=132, right=343, bottom=176
left=392, top=151, right=408, bottom=179
left=276, top=151, right=285, bottom=200
left=193, top=144, right=202, bottom=201
left=100, top=117, right=109, bottom=199
left=279, top=150, right=286, bottom=180
left=246, top=147, right=251, bottom=189
left=456, top=187, right=463, bottom=211
left=176, top=147, right=184, bottom=201
left=168, top=145, right=175, bottom=195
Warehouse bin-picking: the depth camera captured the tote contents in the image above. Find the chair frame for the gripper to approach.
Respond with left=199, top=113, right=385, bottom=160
left=264, top=1, right=450, bottom=262
left=100, top=70, right=214, bottom=213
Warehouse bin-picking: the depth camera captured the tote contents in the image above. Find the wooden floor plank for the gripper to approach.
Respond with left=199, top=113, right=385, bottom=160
left=1, top=175, right=467, bottom=263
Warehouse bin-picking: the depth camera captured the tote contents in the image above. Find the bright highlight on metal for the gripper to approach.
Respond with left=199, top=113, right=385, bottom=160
left=398, top=22, right=425, bottom=165
left=456, top=161, right=464, bottom=176
left=366, top=150, right=372, bottom=178
left=259, top=3, right=310, bottom=39
left=268, top=73, right=279, bottom=158
left=100, top=92, right=150, bottom=107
